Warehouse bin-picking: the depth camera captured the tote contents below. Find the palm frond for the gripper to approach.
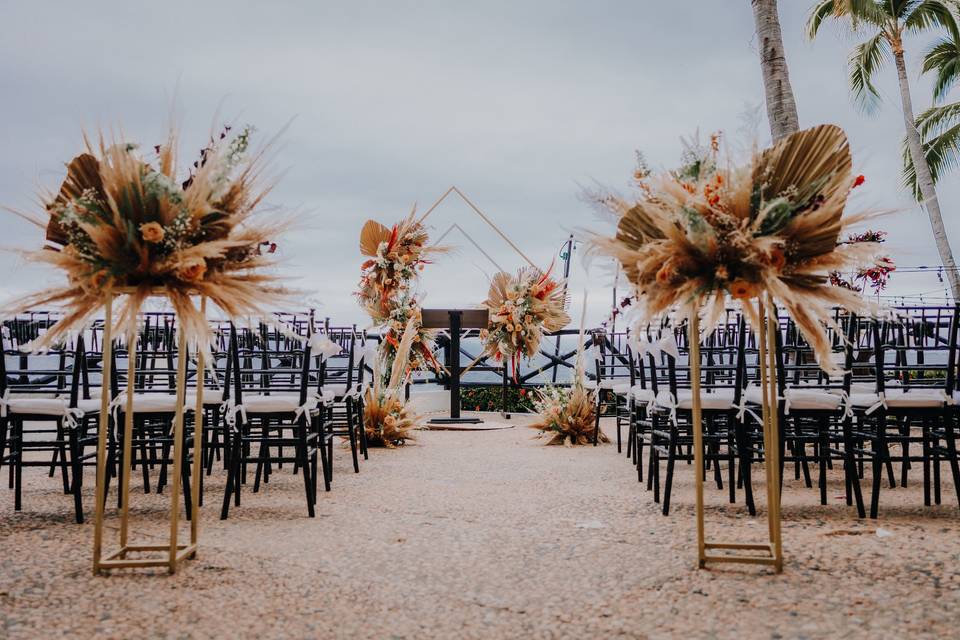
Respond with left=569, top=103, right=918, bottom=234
left=807, top=0, right=839, bottom=39
left=849, top=32, right=891, bottom=113
left=904, top=0, right=960, bottom=38
left=922, top=36, right=960, bottom=102
left=902, top=102, right=960, bottom=198
left=830, top=0, right=892, bottom=30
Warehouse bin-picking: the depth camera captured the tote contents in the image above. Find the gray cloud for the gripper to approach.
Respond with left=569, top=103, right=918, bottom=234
left=1, top=1, right=956, bottom=324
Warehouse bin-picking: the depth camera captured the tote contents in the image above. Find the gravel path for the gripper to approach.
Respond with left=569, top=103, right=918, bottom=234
left=2, top=416, right=959, bottom=639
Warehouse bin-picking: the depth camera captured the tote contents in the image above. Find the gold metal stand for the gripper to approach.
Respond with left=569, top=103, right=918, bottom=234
left=690, top=293, right=783, bottom=573
left=92, top=288, right=206, bottom=574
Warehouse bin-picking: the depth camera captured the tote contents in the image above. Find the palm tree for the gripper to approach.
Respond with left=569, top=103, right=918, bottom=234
left=753, top=0, right=801, bottom=141
left=902, top=22, right=960, bottom=199
left=808, top=0, right=960, bottom=299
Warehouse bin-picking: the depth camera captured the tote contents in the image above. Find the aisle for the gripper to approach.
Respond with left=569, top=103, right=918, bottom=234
left=1, top=416, right=958, bottom=638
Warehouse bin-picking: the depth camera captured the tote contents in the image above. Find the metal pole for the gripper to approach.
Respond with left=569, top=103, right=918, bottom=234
left=689, top=310, right=706, bottom=568
left=92, top=289, right=114, bottom=575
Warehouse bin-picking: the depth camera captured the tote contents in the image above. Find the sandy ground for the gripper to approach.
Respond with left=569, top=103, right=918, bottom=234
left=2, top=415, right=959, bottom=639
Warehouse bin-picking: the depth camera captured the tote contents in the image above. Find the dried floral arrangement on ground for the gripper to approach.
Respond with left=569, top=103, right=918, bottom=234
left=363, top=320, right=423, bottom=447
left=528, top=300, right=604, bottom=446
left=6, top=121, right=290, bottom=350
left=588, top=124, right=887, bottom=371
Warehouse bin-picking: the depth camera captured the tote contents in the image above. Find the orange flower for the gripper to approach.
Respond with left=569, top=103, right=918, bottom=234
left=767, top=246, right=786, bottom=271
left=728, top=279, right=758, bottom=300
left=139, top=222, right=165, bottom=243
left=177, top=256, right=207, bottom=282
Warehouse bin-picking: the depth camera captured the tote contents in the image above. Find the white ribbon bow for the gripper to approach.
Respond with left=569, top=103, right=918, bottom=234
left=635, top=334, right=680, bottom=360
left=352, top=342, right=379, bottom=365
left=309, top=335, right=343, bottom=362
left=62, top=406, right=86, bottom=430
left=654, top=390, right=678, bottom=425
left=734, top=396, right=764, bottom=425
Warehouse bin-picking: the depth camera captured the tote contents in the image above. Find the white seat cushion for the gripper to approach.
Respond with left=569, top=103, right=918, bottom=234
left=610, top=382, right=632, bottom=395
left=784, top=389, right=842, bottom=412
left=654, top=389, right=735, bottom=411
left=883, top=389, right=947, bottom=408
left=827, top=382, right=877, bottom=396
left=629, top=386, right=655, bottom=403
left=238, top=394, right=303, bottom=414
left=7, top=397, right=101, bottom=416
left=114, top=393, right=194, bottom=414
left=742, top=386, right=765, bottom=405
left=676, top=388, right=736, bottom=410
left=8, top=397, right=71, bottom=416
left=849, top=392, right=881, bottom=409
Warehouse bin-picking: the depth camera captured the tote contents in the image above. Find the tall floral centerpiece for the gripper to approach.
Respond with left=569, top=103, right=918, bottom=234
left=588, top=124, right=887, bottom=573
left=357, top=211, right=445, bottom=446
left=9, top=123, right=290, bottom=350
left=4, top=118, right=293, bottom=575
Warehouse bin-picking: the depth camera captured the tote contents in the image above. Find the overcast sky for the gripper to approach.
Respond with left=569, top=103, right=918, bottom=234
left=1, top=1, right=957, bottom=326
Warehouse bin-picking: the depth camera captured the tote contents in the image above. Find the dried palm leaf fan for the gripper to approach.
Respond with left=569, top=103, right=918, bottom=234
left=589, top=124, right=884, bottom=372
left=480, top=266, right=570, bottom=377
left=5, top=121, right=293, bottom=351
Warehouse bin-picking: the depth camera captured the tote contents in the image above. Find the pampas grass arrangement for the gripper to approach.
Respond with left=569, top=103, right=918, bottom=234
left=528, top=291, right=606, bottom=446
left=363, top=319, right=423, bottom=448
left=528, top=383, right=606, bottom=446
left=357, top=209, right=445, bottom=374
left=5, top=121, right=291, bottom=350
left=587, top=124, right=884, bottom=373
left=480, top=267, right=570, bottom=374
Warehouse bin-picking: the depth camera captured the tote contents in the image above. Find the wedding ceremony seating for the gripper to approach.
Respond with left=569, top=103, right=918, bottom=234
left=3, top=304, right=958, bottom=527
left=596, top=304, right=960, bottom=520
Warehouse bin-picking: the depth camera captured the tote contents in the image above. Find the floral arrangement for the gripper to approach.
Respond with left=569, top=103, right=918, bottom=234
left=379, top=293, right=443, bottom=374
left=480, top=267, right=570, bottom=374
left=7, top=121, right=289, bottom=350
left=528, top=383, right=606, bottom=446
left=363, top=319, right=422, bottom=447
left=357, top=210, right=445, bottom=376
left=587, top=124, right=886, bottom=372
left=528, top=302, right=606, bottom=446
left=357, top=211, right=440, bottom=321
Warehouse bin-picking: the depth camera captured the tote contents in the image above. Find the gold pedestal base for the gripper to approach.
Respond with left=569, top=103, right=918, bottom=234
left=701, top=541, right=781, bottom=569
left=98, top=543, right=198, bottom=572
left=690, top=295, right=783, bottom=574
left=91, top=289, right=207, bottom=576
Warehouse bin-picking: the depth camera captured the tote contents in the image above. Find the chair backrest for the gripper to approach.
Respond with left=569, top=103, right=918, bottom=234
left=0, top=327, right=85, bottom=405
left=227, top=322, right=313, bottom=405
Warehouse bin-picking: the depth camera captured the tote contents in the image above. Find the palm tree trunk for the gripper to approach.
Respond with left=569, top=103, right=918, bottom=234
left=752, top=0, right=799, bottom=142
left=894, top=45, right=960, bottom=299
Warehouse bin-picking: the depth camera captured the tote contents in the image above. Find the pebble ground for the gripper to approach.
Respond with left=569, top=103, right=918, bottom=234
left=2, top=416, right=959, bottom=639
